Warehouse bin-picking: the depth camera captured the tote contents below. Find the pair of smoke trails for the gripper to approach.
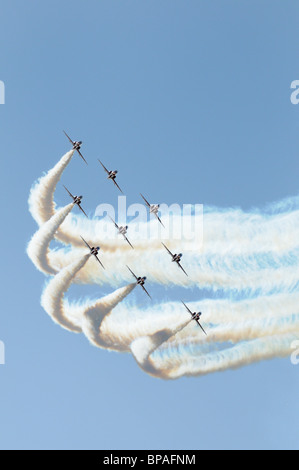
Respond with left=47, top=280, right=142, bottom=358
left=27, top=150, right=299, bottom=378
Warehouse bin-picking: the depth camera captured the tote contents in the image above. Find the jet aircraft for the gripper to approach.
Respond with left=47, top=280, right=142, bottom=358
left=64, top=186, right=88, bottom=218
left=81, top=236, right=105, bottom=269
left=63, top=131, right=88, bottom=165
left=127, top=266, right=151, bottom=298
left=162, top=242, right=188, bottom=276
left=98, top=160, right=123, bottom=193
left=182, top=301, right=207, bottom=335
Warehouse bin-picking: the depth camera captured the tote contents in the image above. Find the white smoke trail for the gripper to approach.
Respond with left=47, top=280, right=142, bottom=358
left=41, top=254, right=91, bottom=332
left=38, top=258, right=299, bottom=378
left=130, top=297, right=299, bottom=378
left=27, top=150, right=299, bottom=293
left=26, top=202, right=299, bottom=295
left=81, top=284, right=137, bottom=350
left=32, top=241, right=299, bottom=296
left=29, top=150, right=299, bottom=262
left=164, top=333, right=299, bottom=379
left=27, top=203, right=74, bottom=275
left=27, top=151, right=299, bottom=379
left=130, top=318, right=193, bottom=378
left=40, top=249, right=137, bottom=338
left=41, top=278, right=299, bottom=379
left=29, top=150, right=74, bottom=227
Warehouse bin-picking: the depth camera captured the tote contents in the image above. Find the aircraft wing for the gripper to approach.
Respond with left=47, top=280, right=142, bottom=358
left=95, top=254, right=105, bottom=270
left=124, top=235, right=134, bottom=249
left=162, top=242, right=174, bottom=258
left=63, top=130, right=74, bottom=145
left=126, top=265, right=138, bottom=281
left=140, top=193, right=151, bottom=208
left=80, top=236, right=92, bottom=251
left=155, top=213, right=165, bottom=228
left=109, top=216, right=118, bottom=230
left=77, top=149, right=88, bottom=165
left=182, top=301, right=193, bottom=316
left=64, top=185, right=75, bottom=200
left=112, top=178, right=123, bottom=194
left=196, top=319, right=207, bottom=336
left=78, top=204, right=88, bottom=218
left=98, top=159, right=110, bottom=175
left=141, top=284, right=152, bottom=299
left=177, top=262, right=188, bottom=277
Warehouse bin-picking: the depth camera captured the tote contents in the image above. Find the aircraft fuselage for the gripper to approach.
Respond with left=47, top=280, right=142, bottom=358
left=150, top=204, right=159, bottom=214
left=137, top=277, right=146, bottom=286
left=73, top=141, right=82, bottom=150
left=192, top=312, right=201, bottom=321
left=108, top=171, right=118, bottom=179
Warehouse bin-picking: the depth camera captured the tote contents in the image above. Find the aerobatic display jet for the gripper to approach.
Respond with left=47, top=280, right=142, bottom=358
left=140, top=193, right=164, bottom=227
left=63, top=131, right=88, bottom=165
left=64, top=186, right=88, bottom=218
left=80, top=236, right=105, bottom=269
left=109, top=216, right=134, bottom=249
left=98, top=159, right=123, bottom=193
left=162, top=242, right=188, bottom=276
left=182, top=301, right=207, bottom=335
left=127, top=266, right=151, bottom=299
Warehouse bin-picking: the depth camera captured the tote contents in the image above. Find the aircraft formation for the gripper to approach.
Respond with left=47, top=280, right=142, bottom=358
left=63, top=131, right=207, bottom=335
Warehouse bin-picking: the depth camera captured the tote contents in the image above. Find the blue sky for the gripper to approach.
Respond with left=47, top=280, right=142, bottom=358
left=1, top=0, right=299, bottom=450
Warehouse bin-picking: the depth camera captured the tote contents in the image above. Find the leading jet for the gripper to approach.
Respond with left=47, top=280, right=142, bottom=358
left=161, top=242, right=188, bottom=276
left=127, top=266, right=151, bottom=299
left=64, top=186, right=88, bottom=218
left=140, top=193, right=164, bottom=227
left=80, top=236, right=105, bottom=269
left=98, top=159, right=123, bottom=193
left=63, top=130, right=88, bottom=165
left=109, top=216, right=134, bottom=249
left=182, top=301, right=207, bottom=335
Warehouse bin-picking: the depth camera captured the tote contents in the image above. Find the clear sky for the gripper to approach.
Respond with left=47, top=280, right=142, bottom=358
left=0, top=0, right=299, bottom=450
